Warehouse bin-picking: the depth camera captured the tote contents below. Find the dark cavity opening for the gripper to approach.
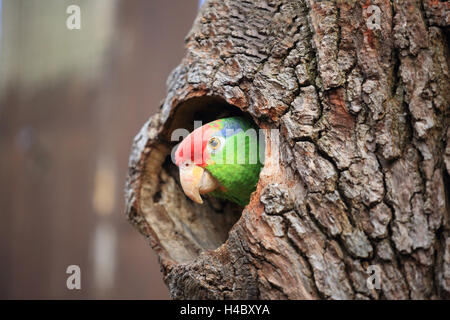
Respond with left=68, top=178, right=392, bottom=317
left=151, top=96, right=261, bottom=262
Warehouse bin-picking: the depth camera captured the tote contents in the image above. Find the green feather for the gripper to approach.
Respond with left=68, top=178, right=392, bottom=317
left=205, top=117, right=263, bottom=206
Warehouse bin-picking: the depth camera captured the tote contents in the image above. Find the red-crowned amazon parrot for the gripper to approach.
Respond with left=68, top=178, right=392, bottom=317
left=175, top=117, right=263, bottom=206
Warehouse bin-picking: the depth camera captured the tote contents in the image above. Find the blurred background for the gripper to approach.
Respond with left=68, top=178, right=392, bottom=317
left=0, top=0, right=198, bottom=299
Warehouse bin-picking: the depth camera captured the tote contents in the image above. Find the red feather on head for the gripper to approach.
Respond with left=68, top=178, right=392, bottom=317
left=175, top=124, right=215, bottom=167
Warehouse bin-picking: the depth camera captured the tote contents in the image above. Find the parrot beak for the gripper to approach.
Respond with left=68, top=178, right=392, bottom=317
left=179, top=162, right=219, bottom=204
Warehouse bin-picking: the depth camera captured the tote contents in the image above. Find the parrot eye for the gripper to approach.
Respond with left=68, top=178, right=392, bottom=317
left=208, top=137, right=223, bottom=153
left=208, top=136, right=222, bottom=151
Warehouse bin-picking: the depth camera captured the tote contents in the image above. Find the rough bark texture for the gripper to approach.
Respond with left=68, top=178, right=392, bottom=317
left=125, top=0, right=449, bottom=299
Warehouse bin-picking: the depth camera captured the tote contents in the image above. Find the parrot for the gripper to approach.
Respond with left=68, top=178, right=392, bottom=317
left=174, top=117, right=263, bottom=207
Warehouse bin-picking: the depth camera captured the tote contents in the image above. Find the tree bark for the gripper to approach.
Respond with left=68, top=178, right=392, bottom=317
left=125, top=0, right=449, bottom=299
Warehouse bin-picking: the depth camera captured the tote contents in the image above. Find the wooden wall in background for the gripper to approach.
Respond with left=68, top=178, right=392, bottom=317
left=0, top=0, right=197, bottom=299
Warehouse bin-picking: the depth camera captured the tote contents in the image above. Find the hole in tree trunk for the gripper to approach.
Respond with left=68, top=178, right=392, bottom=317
left=138, top=96, right=261, bottom=264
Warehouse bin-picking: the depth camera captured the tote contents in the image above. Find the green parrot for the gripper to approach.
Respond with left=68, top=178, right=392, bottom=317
left=175, top=117, right=263, bottom=207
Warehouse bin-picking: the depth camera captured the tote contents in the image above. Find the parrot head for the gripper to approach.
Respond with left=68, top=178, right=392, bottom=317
left=174, top=117, right=263, bottom=207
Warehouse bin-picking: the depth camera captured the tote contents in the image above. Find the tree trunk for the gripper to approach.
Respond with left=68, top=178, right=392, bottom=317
left=125, top=0, right=449, bottom=299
